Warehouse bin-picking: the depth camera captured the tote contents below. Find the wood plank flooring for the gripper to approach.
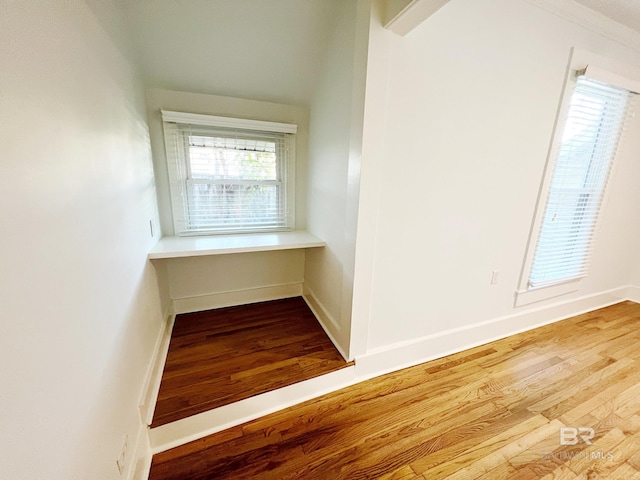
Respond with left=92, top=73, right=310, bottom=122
left=151, top=297, right=352, bottom=428
left=150, top=301, right=640, bottom=479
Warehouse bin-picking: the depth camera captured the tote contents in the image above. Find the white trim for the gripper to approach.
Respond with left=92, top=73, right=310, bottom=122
left=138, top=312, right=176, bottom=425
left=160, top=110, right=297, bottom=134
left=355, top=286, right=630, bottom=381
left=129, top=423, right=151, bottom=480
left=514, top=278, right=581, bottom=307
left=148, top=230, right=325, bottom=260
left=584, top=65, right=640, bottom=94
left=622, top=285, right=640, bottom=303
left=149, top=366, right=356, bottom=454
left=303, top=286, right=341, bottom=333
left=516, top=48, right=578, bottom=300
left=171, top=282, right=303, bottom=314
left=523, top=0, right=640, bottom=52
left=303, top=289, right=350, bottom=362
left=129, top=308, right=175, bottom=480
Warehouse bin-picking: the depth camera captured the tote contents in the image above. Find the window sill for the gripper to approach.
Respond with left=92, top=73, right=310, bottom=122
left=148, top=230, right=325, bottom=260
left=514, top=278, right=582, bottom=307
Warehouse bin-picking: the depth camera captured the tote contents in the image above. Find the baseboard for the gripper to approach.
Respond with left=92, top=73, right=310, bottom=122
left=129, top=423, right=151, bottom=480
left=149, top=366, right=356, bottom=454
left=355, top=286, right=632, bottom=381
left=131, top=308, right=175, bottom=480
left=172, top=282, right=304, bottom=314
left=622, top=284, right=640, bottom=303
left=303, top=288, right=350, bottom=361
left=139, top=311, right=176, bottom=426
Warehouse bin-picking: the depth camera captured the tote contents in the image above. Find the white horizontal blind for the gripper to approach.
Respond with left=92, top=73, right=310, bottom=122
left=529, top=76, right=630, bottom=287
left=163, top=119, right=293, bottom=235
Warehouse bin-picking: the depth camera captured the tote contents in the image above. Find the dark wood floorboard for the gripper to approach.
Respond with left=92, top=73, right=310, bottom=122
left=149, top=301, right=640, bottom=479
left=151, top=297, right=352, bottom=427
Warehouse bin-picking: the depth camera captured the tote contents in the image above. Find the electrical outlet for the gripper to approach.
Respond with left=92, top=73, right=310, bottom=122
left=490, top=270, right=499, bottom=285
left=116, top=433, right=128, bottom=476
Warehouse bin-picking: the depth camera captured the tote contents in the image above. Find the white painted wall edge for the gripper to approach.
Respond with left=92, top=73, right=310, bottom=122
left=303, top=287, right=350, bottom=361
left=355, top=285, right=636, bottom=381
left=172, top=282, right=303, bottom=314
left=149, top=366, right=356, bottom=454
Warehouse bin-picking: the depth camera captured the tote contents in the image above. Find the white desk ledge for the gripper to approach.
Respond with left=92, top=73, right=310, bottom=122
left=148, top=231, right=325, bottom=259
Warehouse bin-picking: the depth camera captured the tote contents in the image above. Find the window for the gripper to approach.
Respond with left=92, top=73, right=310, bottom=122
left=162, top=111, right=296, bottom=236
left=517, top=64, right=634, bottom=306
left=529, top=76, right=629, bottom=287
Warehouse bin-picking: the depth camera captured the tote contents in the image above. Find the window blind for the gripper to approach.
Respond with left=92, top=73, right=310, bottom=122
left=163, top=118, right=294, bottom=236
left=529, top=76, right=630, bottom=288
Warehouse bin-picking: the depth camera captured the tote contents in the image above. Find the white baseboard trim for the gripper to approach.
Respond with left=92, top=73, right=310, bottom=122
left=172, top=282, right=303, bottom=314
left=139, top=311, right=176, bottom=426
left=131, top=308, right=174, bottom=480
left=303, top=285, right=341, bottom=333
left=129, top=423, right=151, bottom=480
left=149, top=366, right=356, bottom=454
left=622, top=285, right=640, bottom=303
left=355, top=286, right=632, bottom=381
left=303, top=289, right=350, bottom=361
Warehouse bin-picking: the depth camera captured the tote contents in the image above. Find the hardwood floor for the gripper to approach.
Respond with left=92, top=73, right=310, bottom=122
left=151, top=297, right=352, bottom=427
left=149, top=301, right=640, bottom=479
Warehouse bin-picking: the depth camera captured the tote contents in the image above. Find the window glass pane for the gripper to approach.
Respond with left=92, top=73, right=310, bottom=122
left=188, top=135, right=278, bottom=181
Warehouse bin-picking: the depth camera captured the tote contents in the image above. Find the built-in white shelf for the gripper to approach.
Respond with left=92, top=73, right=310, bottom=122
left=148, top=230, right=325, bottom=260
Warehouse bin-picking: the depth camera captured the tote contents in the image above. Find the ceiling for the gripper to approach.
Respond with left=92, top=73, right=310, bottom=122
left=119, top=0, right=342, bottom=106
left=573, top=0, right=640, bottom=33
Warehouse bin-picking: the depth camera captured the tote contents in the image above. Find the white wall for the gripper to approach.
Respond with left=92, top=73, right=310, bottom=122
left=623, top=126, right=640, bottom=288
left=304, top=0, right=371, bottom=358
left=0, top=2, right=164, bottom=479
left=356, top=0, right=640, bottom=353
left=163, top=250, right=306, bottom=312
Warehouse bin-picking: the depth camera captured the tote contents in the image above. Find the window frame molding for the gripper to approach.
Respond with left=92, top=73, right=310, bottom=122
left=161, top=110, right=298, bottom=237
left=515, top=48, right=637, bottom=307
left=161, top=110, right=298, bottom=135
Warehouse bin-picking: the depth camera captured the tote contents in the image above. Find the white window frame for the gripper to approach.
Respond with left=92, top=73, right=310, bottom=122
left=161, top=110, right=297, bottom=236
left=515, top=49, right=638, bottom=307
